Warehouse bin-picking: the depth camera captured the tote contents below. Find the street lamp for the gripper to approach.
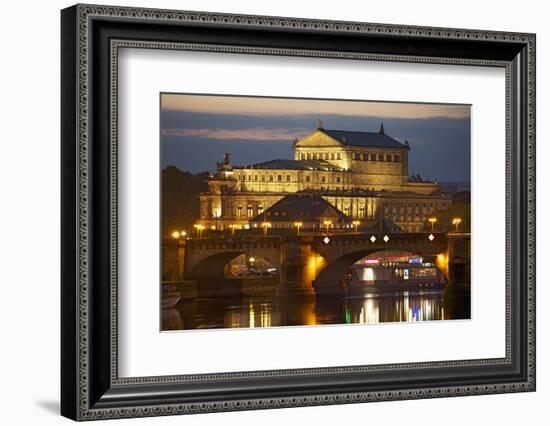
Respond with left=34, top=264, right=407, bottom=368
left=428, top=217, right=437, bottom=232
left=323, top=220, right=332, bottom=235
left=352, top=220, right=360, bottom=233
left=261, top=222, right=271, bottom=236
left=452, top=217, right=462, bottom=231
left=171, top=231, right=180, bottom=239
left=294, top=221, right=303, bottom=236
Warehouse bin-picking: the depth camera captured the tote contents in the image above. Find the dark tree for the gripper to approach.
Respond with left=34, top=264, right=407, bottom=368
left=162, top=166, right=209, bottom=238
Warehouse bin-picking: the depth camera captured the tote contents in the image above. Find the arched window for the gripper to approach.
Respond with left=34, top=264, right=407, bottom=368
left=337, top=153, right=342, bottom=160
left=331, top=153, right=335, bottom=160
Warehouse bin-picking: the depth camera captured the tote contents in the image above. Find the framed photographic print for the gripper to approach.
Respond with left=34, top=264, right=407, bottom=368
left=61, top=4, right=536, bottom=421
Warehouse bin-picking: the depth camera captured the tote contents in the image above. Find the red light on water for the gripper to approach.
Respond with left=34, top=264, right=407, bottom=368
left=364, top=259, right=379, bottom=265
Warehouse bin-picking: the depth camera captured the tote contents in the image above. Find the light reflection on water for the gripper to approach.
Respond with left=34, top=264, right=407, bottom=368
left=162, top=291, right=470, bottom=331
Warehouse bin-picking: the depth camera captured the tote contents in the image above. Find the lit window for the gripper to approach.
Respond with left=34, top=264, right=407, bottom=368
left=337, top=153, right=342, bottom=160
left=269, top=175, right=274, bottom=181
left=321, top=176, right=326, bottom=183
left=286, top=175, right=291, bottom=182
left=305, top=175, right=311, bottom=182
left=277, top=175, right=282, bottom=181
left=336, top=177, right=341, bottom=183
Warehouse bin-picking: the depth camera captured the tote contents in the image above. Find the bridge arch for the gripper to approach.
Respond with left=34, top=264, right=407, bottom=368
left=188, top=251, right=280, bottom=278
left=313, top=249, right=437, bottom=295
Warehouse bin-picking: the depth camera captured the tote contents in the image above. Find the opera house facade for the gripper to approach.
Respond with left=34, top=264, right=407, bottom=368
left=199, top=123, right=451, bottom=233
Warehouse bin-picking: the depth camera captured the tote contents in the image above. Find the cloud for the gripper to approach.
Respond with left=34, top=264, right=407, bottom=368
left=161, top=127, right=310, bottom=141
left=161, top=94, right=471, bottom=120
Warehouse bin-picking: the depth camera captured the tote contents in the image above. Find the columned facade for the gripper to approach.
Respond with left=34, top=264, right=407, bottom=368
left=198, top=125, right=450, bottom=232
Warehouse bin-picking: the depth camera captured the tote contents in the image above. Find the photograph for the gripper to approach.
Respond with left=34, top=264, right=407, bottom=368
left=56, top=3, right=536, bottom=421
left=160, top=94, right=472, bottom=331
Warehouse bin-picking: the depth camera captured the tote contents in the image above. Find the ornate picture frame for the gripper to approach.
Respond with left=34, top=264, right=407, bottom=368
left=61, top=4, right=535, bottom=420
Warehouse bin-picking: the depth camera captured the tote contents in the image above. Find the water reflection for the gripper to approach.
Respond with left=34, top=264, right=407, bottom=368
left=162, top=290, right=470, bottom=331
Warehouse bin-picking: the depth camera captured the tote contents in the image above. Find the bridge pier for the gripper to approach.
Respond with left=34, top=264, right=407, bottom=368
left=162, top=239, right=185, bottom=281
left=278, top=237, right=317, bottom=298
left=444, top=232, right=471, bottom=302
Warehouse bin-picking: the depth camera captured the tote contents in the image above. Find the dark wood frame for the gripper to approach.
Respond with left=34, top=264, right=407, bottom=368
left=61, top=4, right=536, bottom=421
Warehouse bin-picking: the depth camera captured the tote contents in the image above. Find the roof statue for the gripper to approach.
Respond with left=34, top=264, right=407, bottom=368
left=317, top=118, right=324, bottom=130
left=216, top=152, right=233, bottom=172
left=378, top=122, right=385, bottom=134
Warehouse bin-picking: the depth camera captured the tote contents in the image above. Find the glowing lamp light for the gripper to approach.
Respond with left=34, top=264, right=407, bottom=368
left=180, top=231, right=187, bottom=237
left=370, top=235, right=376, bottom=243
left=323, top=236, right=330, bottom=244
left=249, top=256, right=255, bottom=263
left=364, top=259, right=379, bottom=265
left=383, top=235, right=389, bottom=243
left=171, top=231, right=180, bottom=239
left=452, top=217, right=463, bottom=231
left=428, top=233, right=435, bottom=241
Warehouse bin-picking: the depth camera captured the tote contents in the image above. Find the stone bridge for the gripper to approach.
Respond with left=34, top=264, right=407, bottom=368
left=183, top=236, right=282, bottom=278
left=163, top=231, right=469, bottom=296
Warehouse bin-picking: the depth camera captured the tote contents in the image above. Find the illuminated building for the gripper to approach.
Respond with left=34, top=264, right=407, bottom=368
left=199, top=123, right=451, bottom=232
left=249, top=193, right=351, bottom=231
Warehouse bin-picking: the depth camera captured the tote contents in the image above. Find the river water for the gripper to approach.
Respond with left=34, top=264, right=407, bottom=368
left=162, top=290, right=470, bottom=331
